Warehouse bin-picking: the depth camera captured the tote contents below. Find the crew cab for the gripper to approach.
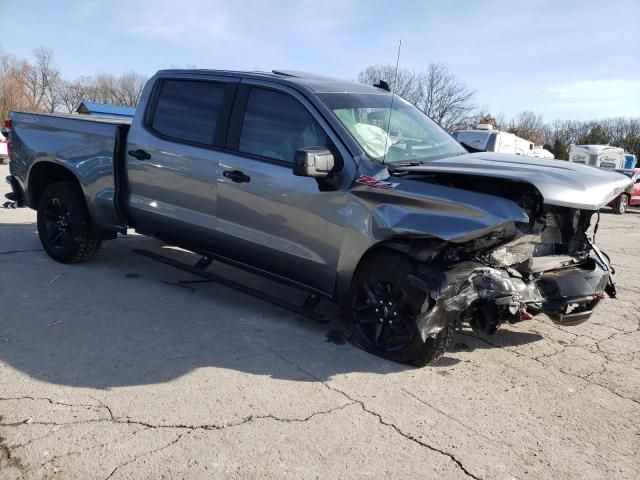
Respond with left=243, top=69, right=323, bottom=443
left=5, top=69, right=633, bottom=366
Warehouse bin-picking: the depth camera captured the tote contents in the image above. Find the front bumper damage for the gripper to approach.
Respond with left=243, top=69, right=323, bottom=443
left=410, top=251, right=614, bottom=341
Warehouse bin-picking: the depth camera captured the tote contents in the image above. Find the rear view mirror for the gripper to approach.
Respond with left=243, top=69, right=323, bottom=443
left=293, top=148, right=334, bottom=178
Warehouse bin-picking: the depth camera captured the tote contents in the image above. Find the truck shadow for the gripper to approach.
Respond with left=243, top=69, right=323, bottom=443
left=0, top=223, right=543, bottom=389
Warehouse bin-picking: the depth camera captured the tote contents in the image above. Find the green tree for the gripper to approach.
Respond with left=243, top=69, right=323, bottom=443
left=551, top=138, right=569, bottom=160
left=578, top=125, right=610, bottom=145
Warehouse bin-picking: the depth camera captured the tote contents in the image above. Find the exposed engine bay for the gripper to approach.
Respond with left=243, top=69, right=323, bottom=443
left=397, top=172, right=616, bottom=340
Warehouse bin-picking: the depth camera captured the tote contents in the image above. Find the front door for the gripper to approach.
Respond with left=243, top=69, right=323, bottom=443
left=126, top=76, right=237, bottom=250
left=631, top=174, right=640, bottom=206
left=215, top=84, right=348, bottom=295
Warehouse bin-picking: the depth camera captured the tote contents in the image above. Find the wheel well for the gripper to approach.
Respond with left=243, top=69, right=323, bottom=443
left=342, top=237, right=448, bottom=298
left=614, top=193, right=630, bottom=205
left=29, top=162, right=80, bottom=207
left=366, top=238, right=448, bottom=263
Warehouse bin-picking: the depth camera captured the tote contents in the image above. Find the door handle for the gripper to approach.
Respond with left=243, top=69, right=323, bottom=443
left=223, top=170, right=251, bottom=183
left=128, top=149, right=151, bottom=160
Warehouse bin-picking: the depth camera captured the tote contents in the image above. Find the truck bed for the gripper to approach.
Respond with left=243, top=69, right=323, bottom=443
left=9, top=111, right=130, bottom=233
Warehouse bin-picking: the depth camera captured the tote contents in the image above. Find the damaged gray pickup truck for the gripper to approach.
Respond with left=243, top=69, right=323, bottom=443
left=6, top=69, right=633, bottom=366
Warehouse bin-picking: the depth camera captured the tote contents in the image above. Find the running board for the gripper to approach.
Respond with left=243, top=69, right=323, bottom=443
left=133, top=249, right=332, bottom=324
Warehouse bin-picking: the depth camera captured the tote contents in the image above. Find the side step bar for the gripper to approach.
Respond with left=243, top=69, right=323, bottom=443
left=133, top=248, right=332, bottom=324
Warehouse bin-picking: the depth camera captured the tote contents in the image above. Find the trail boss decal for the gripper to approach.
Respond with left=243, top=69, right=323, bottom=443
left=355, top=175, right=399, bottom=189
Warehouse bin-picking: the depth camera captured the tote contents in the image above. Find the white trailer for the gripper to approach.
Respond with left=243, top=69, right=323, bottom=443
left=568, top=145, right=625, bottom=169
left=453, top=124, right=553, bottom=159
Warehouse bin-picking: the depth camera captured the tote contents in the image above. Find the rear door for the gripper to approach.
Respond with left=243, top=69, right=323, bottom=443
left=126, top=75, right=238, bottom=250
left=214, top=82, right=350, bottom=295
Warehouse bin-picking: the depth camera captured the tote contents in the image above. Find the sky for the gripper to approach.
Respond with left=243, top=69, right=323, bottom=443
left=1, top=0, right=639, bottom=121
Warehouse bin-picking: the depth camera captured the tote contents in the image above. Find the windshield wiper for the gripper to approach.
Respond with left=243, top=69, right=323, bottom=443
left=387, top=160, right=424, bottom=175
left=387, top=160, right=424, bottom=168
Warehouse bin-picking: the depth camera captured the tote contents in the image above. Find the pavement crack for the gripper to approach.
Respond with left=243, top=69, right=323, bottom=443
left=115, top=401, right=356, bottom=431
left=460, top=332, right=640, bottom=406
left=104, top=429, right=191, bottom=480
left=354, top=400, right=481, bottom=480
left=36, top=426, right=147, bottom=472
left=0, top=248, right=43, bottom=255
left=0, top=396, right=100, bottom=410
left=0, top=427, right=28, bottom=477
left=267, top=348, right=481, bottom=480
left=2, top=393, right=356, bottom=433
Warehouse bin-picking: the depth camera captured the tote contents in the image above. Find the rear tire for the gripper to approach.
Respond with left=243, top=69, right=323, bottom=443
left=343, top=250, right=452, bottom=366
left=612, top=194, right=628, bottom=215
left=37, top=182, right=101, bottom=263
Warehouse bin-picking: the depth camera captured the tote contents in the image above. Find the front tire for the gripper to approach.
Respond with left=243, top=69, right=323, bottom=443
left=37, top=182, right=101, bottom=263
left=343, top=250, right=452, bottom=366
left=612, top=194, right=628, bottom=215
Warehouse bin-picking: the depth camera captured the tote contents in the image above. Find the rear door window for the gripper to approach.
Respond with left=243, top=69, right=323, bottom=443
left=150, top=80, right=227, bottom=146
left=238, top=87, right=332, bottom=164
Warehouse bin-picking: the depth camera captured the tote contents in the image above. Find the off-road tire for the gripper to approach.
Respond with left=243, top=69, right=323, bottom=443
left=37, top=182, right=101, bottom=263
left=612, top=194, right=628, bottom=215
left=343, top=250, right=453, bottom=366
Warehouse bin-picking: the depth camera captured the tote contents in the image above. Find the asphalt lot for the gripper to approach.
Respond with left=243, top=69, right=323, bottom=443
left=0, top=162, right=638, bottom=479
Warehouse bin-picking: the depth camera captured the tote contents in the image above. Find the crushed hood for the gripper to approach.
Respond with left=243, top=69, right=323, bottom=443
left=399, top=153, right=633, bottom=210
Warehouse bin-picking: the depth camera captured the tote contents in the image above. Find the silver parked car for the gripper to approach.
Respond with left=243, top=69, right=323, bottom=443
left=5, top=70, right=632, bottom=365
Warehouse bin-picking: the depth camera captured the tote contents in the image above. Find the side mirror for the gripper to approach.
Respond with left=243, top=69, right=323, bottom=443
left=293, top=148, right=334, bottom=178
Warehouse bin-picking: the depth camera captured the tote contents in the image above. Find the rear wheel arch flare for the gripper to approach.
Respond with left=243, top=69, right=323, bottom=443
left=29, top=162, right=81, bottom=207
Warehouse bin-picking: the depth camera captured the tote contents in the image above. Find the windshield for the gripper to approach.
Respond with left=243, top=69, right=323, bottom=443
left=453, top=131, right=491, bottom=150
left=317, top=93, right=466, bottom=163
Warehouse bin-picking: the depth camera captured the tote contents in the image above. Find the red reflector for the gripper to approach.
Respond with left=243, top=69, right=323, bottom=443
left=520, top=309, right=534, bottom=321
left=3, top=119, right=11, bottom=129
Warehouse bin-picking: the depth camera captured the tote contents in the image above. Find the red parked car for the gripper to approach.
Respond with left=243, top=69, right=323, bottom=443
left=609, top=169, right=640, bottom=214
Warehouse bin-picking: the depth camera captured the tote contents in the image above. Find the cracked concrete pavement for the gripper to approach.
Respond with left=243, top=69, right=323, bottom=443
left=0, top=163, right=639, bottom=479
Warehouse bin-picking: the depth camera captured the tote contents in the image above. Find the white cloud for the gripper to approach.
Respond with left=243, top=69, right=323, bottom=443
left=544, top=79, right=640, bottom=117
left=122, top=0, right=358, bottom=48
left=123, top=0, right=242, bottom=46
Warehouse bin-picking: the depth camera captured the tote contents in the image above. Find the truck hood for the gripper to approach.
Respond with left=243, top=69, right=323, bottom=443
left=399, top=152, right=633, bottom=210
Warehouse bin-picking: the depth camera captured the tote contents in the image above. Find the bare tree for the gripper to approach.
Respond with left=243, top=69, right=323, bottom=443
left=358, top=62, right=477, bottom=131
left=57, top=76, right=93, bottom=113
left=20, top=47, right=60, bottom=112
left=84, top=71, right=147, bottom=107
left=507, top=110, right=547, bottom=145
left=419, top=63, right=477, bottom=131
left=0, top=46, right=148, bottom=119
left=115, top=71, right=147, bottom=106
left=358, top=64, right=424, bottom=105
left=0, top=52, right=30, bottom=119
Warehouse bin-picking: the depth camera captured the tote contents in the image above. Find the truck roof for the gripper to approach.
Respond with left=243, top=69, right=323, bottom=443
left=155, top=69, right=387, bottom=95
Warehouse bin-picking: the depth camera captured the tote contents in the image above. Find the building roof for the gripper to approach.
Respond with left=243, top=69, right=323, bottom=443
left=77, top=101, right=135, bottom=118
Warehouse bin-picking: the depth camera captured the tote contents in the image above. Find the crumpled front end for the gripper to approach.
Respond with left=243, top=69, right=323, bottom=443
left=410, top=209, right=615, bottom=341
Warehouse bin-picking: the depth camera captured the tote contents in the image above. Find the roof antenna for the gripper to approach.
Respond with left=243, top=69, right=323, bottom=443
left=383, top=40, right=402, bottom=165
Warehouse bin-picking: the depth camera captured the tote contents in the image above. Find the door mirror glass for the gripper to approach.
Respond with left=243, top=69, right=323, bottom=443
left=293, top=148, right=334, bottom=178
